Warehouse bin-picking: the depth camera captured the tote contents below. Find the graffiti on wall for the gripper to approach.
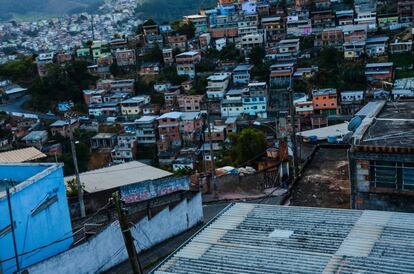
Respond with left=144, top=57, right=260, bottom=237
left=120, top=176, right=190, bottom=204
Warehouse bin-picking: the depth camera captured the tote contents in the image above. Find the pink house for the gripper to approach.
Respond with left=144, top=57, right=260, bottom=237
left=180, top=112, right=203, bottom=143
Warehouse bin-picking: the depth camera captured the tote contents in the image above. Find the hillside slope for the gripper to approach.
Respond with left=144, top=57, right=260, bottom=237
left=0, top=0, right=102, bottom=21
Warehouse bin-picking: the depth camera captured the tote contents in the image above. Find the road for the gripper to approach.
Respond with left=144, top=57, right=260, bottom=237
left=0, top=95, right=58, bottom=120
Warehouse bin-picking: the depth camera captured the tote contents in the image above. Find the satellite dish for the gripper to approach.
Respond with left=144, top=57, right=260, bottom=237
left=348, top=116, right=362, bottom=132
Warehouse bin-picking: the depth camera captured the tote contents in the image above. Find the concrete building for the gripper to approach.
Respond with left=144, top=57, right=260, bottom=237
left=177, top=95, right=204, bottom=112
left=242, top=96, right=267, bottom=118
left=175, top=51, right=202, bottom=80
left=350, top=100, right=414, bottom=212
left=154, top=203, right=414, bottom=273
left=183, top=15, right=208, bottom=35
left=35, top=52, right=54, bottom=77
left=114, top=49, right=136, bottom=67
left=157, top=112, right=183, bottom=152
left=312, top=88, right=339, bottom=115
left=21, top=130, right=48, bottom=149
left=120, top=96, right=151, bottom=117
left=398, top=0, right=414, bottom=23
left=314, top=28, right=344, bottom=49
left=365, top=37, right=389, bottom=57
left=111, top=134, right=137, bottom=164
left=206, top=73, right=232, bottom=99
left=49, top=119, right=79, bottom=138
left=162, top=48, right=174, bottom=66
left=0, top=163, right=72, bottom=273
left=90, top=133, right=117, bottom=150
left=344, top=41, right=366, bottom=59
left=365, top=62, right=394, bottom=87
left=135, top=115, right=158, bottom=145
left=233, top=64, right=253, bottom=86
left=167, top=34, right=188, bottom=51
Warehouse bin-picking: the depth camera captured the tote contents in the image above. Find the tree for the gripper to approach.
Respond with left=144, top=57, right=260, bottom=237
left=300, top=36, right=315, bottom=51
left=173, top=167, right=196, bottom=177
left=219, top=43, right=241, bottom=62
left=143, top=44, right=163, bottom=63
left=248, top=46, right=266, bottom=65
left=222, top=128, right=268, bottom=166
left=172, top=22, right=196, bottom=39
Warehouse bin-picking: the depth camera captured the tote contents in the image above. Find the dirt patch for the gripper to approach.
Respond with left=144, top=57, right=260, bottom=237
left=290, top=148, right=350, bottom=209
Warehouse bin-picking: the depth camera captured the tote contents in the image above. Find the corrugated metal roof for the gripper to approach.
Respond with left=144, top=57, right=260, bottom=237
left=153, top=203, right=414, bottom=274
left=65, top=161, right=172, bottom=193
left=0, top=147, right=46, bottom=163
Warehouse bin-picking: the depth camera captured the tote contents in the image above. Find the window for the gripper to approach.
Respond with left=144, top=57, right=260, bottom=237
left=369, top=161, right=414, bottom=190
left=31, top=193, right=58, bottom=216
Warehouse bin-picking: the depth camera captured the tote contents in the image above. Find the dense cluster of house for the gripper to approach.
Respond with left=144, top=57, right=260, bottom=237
left=3, top=0, right=414, bottom=171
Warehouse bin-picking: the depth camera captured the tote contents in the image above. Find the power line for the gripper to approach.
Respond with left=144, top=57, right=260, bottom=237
left=0, top=201, right=112, bottom=265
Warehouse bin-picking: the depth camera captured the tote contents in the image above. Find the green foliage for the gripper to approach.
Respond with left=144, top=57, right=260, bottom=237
left=390, top=52, right=413, bottom=69
left=172, top=22, right=196, bottom=39
left=220, top=128, right=267, bottom=167
left=28, top=61, right=97, bottom=112
left=0, top=0, right=102, bottom=21
left=196, top=58, right=216, bottom=73
left=134, top=0, right=216, bottom=23
left=135, top=78, right=154, bottom=94
left=300, top=36, right=315, bottom=51
left=0, top=56, right=37, bottom=83
left=173, top=167, right=195, bottom=177
left=158, top=66, right=188, bottom=85
left=219, top=43, right=241, bottom=62
left=143, top=44, right=163, bottom=63
left=191, top=76, right=207, bottom=95
left=248, top=46, right=266, bottom=65
left=151, top=92, right=165, bottom=105
left=251, top=62, right=271, bottom=82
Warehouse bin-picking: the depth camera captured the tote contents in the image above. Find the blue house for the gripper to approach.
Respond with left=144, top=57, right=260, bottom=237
left=0, top=163, right=73, bottom=274
left=233, top=64, right=253, bottom=86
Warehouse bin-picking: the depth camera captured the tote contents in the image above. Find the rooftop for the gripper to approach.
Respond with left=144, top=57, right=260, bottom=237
left=135, top=115, right=158, bottom=123
left=0, top=163, right=61, bottom=198
left=0, top=147, right=46, bottom=163
left=354, top=100, right=414, bottom=148
left=312, top=88, right=337, bottom=96
left=153, top=203, right=414, bottom=274
left=65, top=161, right=172, bottom=193
left=157, top=112, right=182, bottom=120
left=233, top=64, right=253, bottom=72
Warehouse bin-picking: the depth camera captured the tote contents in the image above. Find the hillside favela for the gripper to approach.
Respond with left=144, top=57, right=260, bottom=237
left=2, top=0, right=414, bottom=273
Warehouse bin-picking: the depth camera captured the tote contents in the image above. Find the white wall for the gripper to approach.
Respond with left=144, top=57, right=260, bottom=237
left=25, top=193, right=203, bottom=274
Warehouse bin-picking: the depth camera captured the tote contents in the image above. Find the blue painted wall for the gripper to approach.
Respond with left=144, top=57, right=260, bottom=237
left=0, top=163, right=73, bottom=274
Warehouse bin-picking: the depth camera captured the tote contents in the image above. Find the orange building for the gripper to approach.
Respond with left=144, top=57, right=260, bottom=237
left=312, top=89, right=339, bottom=115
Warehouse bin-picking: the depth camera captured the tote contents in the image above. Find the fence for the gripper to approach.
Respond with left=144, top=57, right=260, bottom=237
left=24, top=192, right=203, bottom=274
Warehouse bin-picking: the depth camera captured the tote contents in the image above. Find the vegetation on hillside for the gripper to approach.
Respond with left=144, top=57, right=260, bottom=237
left=134, top=0, right=216, bottom=23
left=0, top=0, right=102, bottom=21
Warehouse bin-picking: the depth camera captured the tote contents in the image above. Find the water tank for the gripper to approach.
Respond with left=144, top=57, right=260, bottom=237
left=327, top=135, right=338, bottom=144
left=348, top=116, right=362, bottom=132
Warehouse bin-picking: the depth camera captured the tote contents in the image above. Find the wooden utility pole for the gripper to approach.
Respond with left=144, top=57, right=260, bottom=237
left=68, top=118, right=86, bottom=218
left=112, top=192, right=143, bottom=274
left=288, top=88, right=299, bottom=179
left=206, top=101, right=217, bottom=196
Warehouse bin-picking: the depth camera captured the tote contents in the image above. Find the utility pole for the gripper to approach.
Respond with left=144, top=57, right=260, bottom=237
left=112, top=192, right=143, bottom=274
left=288, top=88, right=299, bottom=180
left=6, top=185, right=20, bottom=274
left=206, top=101, right=216, bottom=196
left=67, top=118, right=86, bottom=218
left=91, top=15, right=95, bottom=41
